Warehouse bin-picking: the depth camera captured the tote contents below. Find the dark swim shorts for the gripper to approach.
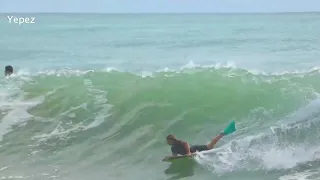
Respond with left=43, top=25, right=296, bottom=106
left=190, top=145, right=208, bottom=153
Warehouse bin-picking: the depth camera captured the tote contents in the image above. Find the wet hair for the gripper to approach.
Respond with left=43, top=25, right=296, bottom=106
left=5, top=65, right=13, bottom=75
left=166, top=134, right=177, bottom=140
left=166, top=134, right=183, bottom=145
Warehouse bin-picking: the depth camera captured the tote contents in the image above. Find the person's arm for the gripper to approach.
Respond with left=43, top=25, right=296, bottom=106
left=182, top=142, right=192, bottom=156
left=170, top=146, right=178, bottom=157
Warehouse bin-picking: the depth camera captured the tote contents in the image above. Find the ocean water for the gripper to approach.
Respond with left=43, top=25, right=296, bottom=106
left=0, top=13, right=320, bottom=180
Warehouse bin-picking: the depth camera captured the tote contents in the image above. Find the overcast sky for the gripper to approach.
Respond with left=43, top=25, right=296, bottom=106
left=1, top=0, right=320, bottom=13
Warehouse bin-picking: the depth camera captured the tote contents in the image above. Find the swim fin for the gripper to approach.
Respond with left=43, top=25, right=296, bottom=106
left=223, top=121, right=236, bottom=135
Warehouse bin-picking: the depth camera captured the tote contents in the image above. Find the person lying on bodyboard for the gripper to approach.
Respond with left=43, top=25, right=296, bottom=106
left=162, top=121, right=236, bottom=161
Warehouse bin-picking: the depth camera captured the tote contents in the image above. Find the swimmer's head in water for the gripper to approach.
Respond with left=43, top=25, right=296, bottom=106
left=5, top=65, right=13, bottom=76
left=166, top=134, right=178, bottom=145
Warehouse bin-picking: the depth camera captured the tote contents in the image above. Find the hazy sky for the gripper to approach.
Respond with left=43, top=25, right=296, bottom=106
left=1, top=0, right=320, bottom=13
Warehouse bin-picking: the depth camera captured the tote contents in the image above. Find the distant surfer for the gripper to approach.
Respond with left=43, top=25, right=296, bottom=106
left=163, top=133, right=224, bottom=161
left=5, top=65, right=13, bottom=76
left=163, top=121, right=236, bottom=161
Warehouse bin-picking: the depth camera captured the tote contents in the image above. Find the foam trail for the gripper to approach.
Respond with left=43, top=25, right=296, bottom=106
left=196, top=99, right=320, bottom=174
left=0, top=79, right=43, bottom=141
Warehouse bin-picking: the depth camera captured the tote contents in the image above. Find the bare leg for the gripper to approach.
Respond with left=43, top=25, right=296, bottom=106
left=206, top=133, right=224, bottom=149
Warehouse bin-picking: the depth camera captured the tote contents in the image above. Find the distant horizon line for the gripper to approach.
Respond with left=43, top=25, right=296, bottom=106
left=0, top=11, right=320, bottom=14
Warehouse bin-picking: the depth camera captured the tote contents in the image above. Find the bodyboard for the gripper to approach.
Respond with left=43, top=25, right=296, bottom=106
left=162, top=155, right=194, bottom=162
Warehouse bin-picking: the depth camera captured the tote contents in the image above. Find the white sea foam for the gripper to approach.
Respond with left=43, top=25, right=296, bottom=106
left=0, top=79, right=43, bottom=142
left=195, top=98, right=320, bottom=174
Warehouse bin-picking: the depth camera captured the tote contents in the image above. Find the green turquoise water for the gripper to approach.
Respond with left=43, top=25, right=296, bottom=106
left=0, top=13, right=320, bottom=180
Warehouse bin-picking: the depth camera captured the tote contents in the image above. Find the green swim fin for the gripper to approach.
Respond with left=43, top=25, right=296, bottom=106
left=223, top=121, right=236, bottom=135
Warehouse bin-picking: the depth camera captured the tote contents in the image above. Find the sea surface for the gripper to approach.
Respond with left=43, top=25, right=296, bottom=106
left=0, top=13, right=320, bottom=180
